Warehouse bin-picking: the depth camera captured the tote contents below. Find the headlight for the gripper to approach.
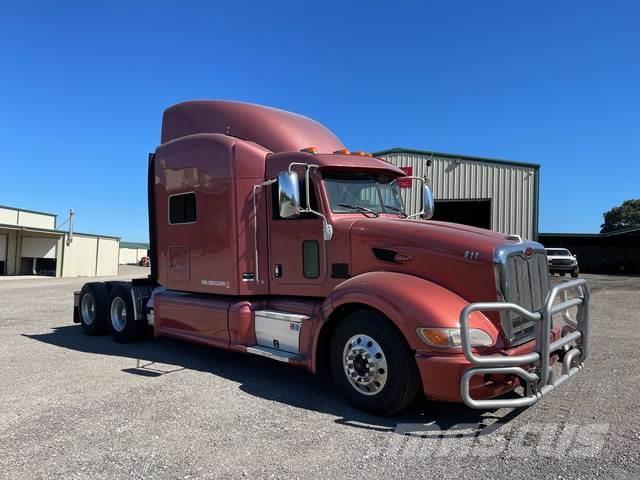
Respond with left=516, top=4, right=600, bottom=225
left=416, top=327, right=494, bottom=348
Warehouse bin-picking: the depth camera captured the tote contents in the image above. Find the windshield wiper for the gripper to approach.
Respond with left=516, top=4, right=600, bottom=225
left=383, top=204, right=407, bottom=217
left=337, top=203, right=379, bottom=217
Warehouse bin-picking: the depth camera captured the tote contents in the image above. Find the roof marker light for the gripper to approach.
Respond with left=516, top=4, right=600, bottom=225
left=333, top=148, right=350, bottom=155
left=300, top=146, right=319, bottom=154
left=351, top=151, right=372, bottom=157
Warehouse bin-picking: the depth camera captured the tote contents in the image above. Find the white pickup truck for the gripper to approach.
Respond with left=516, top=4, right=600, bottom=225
left=545, top=248, right=579, bottom=277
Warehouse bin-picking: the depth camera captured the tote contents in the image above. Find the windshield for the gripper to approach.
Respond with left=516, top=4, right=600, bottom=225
left=546, top=249, right=571, bottom=256
left=323, top=172, right=405, bottom=215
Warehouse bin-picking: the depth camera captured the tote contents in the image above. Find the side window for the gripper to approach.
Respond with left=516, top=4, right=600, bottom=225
left=272, top=180, right=319, bottom=220
left=302, top=240, right=320, bottom=278
left=169, top=192, right=197, bottom=224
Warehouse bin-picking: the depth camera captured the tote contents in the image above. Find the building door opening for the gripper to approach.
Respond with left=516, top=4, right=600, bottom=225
left=0, top=234, right=6, bottom=275
left=20, top=257, right=57, bottom=276
left=20, top=236, right=58, bottom=276
left=432, top=199, right=492, bottom=229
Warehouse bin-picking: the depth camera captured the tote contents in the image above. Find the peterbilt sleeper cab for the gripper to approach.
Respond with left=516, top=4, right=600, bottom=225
left=73, top=101, right=590, bottom=415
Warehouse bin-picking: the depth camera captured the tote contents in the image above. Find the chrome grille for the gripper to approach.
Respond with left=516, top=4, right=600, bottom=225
left=500, top=251, right=550, bottom=344
left=551, top=259, right=572, bottom=266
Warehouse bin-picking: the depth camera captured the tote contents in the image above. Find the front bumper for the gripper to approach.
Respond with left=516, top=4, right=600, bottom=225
left=415, top=339, right=543, bottom=403
left=459, top=278, right=590, bottom=408
left=415, top=279, right=590, bottom=407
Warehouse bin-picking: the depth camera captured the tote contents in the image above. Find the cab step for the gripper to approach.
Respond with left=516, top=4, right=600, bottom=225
left=245, top=345, right=302, bottom=363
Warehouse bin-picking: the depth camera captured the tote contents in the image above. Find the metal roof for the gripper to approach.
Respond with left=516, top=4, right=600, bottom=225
left=120, top=241, right=150, bottom=249
left=373, top=147, right=540, bottom=170
left=540, top=226, right=640, bottom=238
left=0, top=204, right=58, bottom=218
left=0, top=223, right=121, bottom=240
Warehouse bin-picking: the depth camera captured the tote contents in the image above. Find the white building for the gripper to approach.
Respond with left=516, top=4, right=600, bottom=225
left=119, top=242, right=149, bottom=265
left=0, top=205, right=120, bottom=277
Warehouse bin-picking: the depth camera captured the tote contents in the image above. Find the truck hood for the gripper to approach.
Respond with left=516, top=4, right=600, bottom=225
left=348, top=218, right=521, bottom=304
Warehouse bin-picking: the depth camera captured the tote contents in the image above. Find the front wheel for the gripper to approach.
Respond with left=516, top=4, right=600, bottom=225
left=330, top=310, right=419, bottom=415
left=571, top=268, right=579, bottom=278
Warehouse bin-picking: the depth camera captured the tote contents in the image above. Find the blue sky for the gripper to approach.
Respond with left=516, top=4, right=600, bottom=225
left=1, top=1, right=638, bottom=241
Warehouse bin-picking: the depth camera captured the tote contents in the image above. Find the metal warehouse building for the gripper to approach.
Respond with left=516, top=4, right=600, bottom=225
left=375, top=148, right=540, bottom=240
left=119, top=241, right=149, bottom=265
left=0, top=205, right=120, bottom=277
left=539, top=227, right=640, bottom=274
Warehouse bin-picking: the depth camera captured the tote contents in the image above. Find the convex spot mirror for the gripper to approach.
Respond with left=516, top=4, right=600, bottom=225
left=278, top=171, right=301, bottom=219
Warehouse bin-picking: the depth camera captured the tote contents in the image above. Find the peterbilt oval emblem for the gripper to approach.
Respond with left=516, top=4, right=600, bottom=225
left=394, top=253, right=413, bottom=263
left=524, top=248, right=534, bottom=257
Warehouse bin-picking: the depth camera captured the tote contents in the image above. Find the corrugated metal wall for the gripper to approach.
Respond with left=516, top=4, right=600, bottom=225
left=380, top=152, right=537, bottom=239
left=61, top=234, right=119, bottom=277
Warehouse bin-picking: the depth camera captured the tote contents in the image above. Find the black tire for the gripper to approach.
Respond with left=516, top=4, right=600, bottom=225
left=571, top=268, right=579, bottom=278
left=329, top=310, right=419, bottom=415
left=560, top=272, right=566, bottom=277
left=107, top=284, right=145, bottom=343
left=78, top=283, right=109, bottom=335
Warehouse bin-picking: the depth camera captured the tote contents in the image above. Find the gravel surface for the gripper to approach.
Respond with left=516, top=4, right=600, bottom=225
left=1, top=270, right=639, bottom=479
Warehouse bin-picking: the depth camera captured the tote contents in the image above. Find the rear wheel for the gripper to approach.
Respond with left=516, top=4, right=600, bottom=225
left=330, top=310, right=419, bottom=415
left=79, top=283, right=108, bottom=335
left=108, top=284, right=145, bottom=343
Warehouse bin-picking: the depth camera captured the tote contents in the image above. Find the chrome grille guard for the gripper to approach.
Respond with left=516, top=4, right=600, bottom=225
left=460, top=278, right=590, bottom=409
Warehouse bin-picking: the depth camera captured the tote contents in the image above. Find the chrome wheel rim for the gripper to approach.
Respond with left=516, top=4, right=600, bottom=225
left=81, top=293, right=96, bottom=326
left=110, top=297, right=127, bottom=333
left=343, top=334, right=388, bottom=396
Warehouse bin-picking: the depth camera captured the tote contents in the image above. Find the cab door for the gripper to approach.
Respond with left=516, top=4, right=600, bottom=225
left=267, top=179, right=326, bottom=294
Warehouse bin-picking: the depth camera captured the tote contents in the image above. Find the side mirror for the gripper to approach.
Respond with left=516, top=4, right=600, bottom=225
left=422, top=184, right=434, bottom=219
left=278, top=171, right=301, bottom=219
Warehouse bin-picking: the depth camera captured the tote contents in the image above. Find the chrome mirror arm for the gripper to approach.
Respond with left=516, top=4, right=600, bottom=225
left=252, top=178, right=277, bottom=284
left=287, top=162, right=333, bottom=240
left=393, top=176, right=433, bottom=219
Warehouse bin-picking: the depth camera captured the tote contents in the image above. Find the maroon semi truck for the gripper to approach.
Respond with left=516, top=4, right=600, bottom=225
left=73, top=101, right=590, bottom=415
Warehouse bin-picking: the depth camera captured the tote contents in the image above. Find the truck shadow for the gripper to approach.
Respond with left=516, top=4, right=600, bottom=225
left=24, top=325, right=525, bottom=437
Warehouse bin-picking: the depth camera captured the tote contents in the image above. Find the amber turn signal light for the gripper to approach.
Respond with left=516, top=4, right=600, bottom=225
left=417, top=328, right=452, bottom=347
left=416, top=327, right=494, bottom=348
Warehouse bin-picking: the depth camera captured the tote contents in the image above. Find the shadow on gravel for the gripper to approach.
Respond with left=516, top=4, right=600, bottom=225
left=24, top=325, right=525, bottom=436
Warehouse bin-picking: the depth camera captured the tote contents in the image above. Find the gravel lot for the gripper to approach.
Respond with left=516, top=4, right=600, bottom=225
left=1, top=269, right=639, bottom=479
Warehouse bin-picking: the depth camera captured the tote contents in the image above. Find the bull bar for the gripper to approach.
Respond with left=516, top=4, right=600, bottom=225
left=460, top=278, right=590, bottom=409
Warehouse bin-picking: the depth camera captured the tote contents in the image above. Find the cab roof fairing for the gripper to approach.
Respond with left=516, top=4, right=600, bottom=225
left=161, top=100, right=345, bottom=154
